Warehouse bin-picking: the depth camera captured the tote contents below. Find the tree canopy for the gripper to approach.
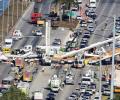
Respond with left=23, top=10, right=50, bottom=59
left=0, top=86, right=30, bottom=100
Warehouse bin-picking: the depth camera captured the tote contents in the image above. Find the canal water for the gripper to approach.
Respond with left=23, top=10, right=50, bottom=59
left=0, top=0, right=9, bottom=16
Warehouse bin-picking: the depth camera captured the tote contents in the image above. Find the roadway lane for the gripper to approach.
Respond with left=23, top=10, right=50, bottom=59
left=0, top=64, right=11, bottom=82
left=29, top=66, right=56, bottom=98
left=55, top=68, right=81, bottom=100
left=89, top=0, right=119, bottom=44
left=13, top=0, right=53, bottom=49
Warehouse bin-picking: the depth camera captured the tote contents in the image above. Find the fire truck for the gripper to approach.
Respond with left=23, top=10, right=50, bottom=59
left=31, top=1, right=43, bottom=24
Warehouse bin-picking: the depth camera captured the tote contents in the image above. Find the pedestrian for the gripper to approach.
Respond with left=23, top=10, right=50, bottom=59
left=42, top=67, right=45, bottom=72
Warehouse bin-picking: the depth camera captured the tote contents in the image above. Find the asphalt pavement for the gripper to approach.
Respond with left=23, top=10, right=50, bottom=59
left=89, top=0, right=120, bottom=44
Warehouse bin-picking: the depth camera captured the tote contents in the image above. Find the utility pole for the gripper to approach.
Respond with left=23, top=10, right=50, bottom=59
left=12, top=0, right=15, bottom=26
left=110, top=16, right=116, bottom=100
left=17, top=0, right=19, bottom=19
left=45, top=20, right=51, bottom=55
left=22, top=0, right=24, bottom=14
left=7, top=0, right=10, bottom=33
left=99, top=54, right=102, bottom=100
left=1, top=0, right=4, bottom=42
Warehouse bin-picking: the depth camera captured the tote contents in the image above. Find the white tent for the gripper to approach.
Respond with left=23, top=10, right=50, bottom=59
left=0, top=52, right=8, bottom=60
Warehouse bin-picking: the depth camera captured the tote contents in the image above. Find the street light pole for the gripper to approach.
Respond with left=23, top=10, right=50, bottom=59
left=12, top=0, right=15, bottom=26
left=17, top=0, right=19, bottom=19
left=99, top=54, right=102, bottom=100
left=110, top=16, right=116, bottom=100
left=7, top=0, right=10, bottom=33
left=1, top=0, right=4, bottom=42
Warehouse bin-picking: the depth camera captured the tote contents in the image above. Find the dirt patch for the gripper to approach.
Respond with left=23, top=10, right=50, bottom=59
left=52, top=20, right=79, bottom=31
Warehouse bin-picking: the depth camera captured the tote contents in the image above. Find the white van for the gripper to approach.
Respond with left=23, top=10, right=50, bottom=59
left=81, top=76, right=93, bottom=85
left=89, top=0, right=96, bottom=8
left=76, top=0, right=82, bottom=4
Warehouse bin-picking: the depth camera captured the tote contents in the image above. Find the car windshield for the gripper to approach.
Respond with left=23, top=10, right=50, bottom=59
left=36, top=30, right=41, bottom=32
left=95, top=97, right=99, bottom=99
left=82, top=78, right=90, bottom=81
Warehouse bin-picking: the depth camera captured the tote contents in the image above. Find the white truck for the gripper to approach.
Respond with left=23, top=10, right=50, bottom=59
left=33, top=91, right=43, bottom=100
left=48, top=75, right=62, bottom=92
left=89, top=0, right=96, bottom=8
left=78, top=0, right=82, bottom=3
left=2, top=38, right=13, bottom=54
left=21, top=45, right=33, bottom=53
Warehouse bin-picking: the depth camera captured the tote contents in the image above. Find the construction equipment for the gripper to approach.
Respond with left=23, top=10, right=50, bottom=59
left=48, top=74, right=62, bottom=92
left=23, top=70, right=33, bottom=82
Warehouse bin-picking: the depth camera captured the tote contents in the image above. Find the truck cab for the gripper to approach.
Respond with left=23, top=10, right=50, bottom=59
left=12, top=30, right=23, bottom=40
left=21, top=45, right=33, bottom=53
left=2, top=38, right=13, bottom=54
left=2, top=76, right=14, bottom=89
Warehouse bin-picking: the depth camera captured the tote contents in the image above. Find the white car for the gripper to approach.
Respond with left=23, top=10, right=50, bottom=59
left=87, top=18, right=94, bottom=23
left=81, top=22, right=87, bottom=27
left=76, top=16, right=82, bottom=20
left=12, top=30, right=23, bottom=40
left=32, top=30, right=43, bottom=36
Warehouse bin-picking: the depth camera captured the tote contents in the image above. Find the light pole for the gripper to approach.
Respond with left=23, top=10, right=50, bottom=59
left=99, top=53, right=102, bottom=100
left=12, top=0, right=15, bottom=26
left=7, top=0, right=10, bottom=33
left=110, top=16, right=116, bottom=100
left=1, top=0, right=4, bottom=42
left=17, top=0, right=19, bottom=19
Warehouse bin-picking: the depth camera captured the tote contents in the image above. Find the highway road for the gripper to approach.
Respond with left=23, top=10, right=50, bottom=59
left=0, top=0, right=54, bottom=87
left=89, top=0, right=120, bottom=44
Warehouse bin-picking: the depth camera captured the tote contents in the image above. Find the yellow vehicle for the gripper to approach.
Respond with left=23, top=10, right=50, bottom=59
left=37, top=19, right=45, bottom=26
left=2, top=47, right=11, bottom=54
left=114, top=86, right=120, bottom=93
left=23, top=71, right=33, bottom=82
